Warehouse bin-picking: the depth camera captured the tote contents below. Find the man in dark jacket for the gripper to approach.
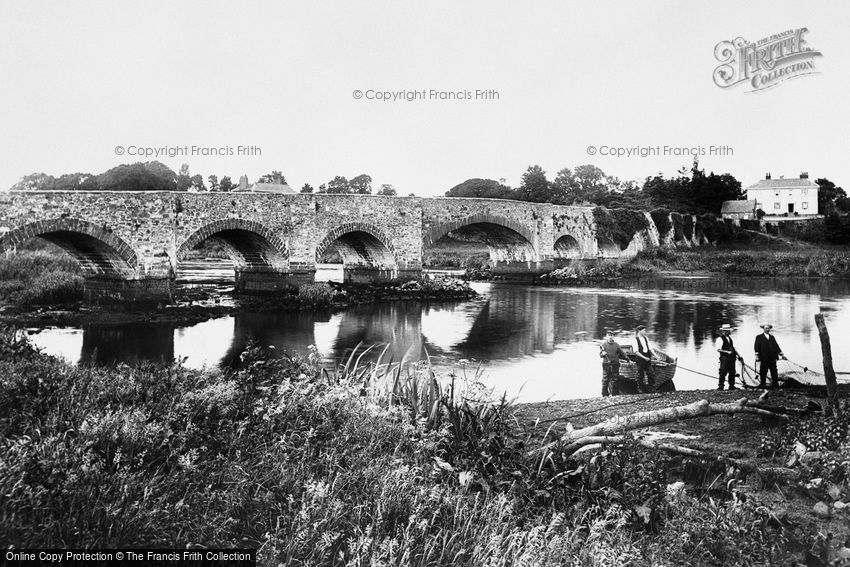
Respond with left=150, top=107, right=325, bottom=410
left=716, top=323, right=743, bottom=390
left=634, top=324, right=655, bottom=393
left=754, top=324, right=785, bottom=388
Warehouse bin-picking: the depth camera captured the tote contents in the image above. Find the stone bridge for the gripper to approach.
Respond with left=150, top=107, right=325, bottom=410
left=0, top=191, right=621, bottom=301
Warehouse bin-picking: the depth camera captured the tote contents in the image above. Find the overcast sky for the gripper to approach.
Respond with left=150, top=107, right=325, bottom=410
left=1, top=1, right=847, bottom=195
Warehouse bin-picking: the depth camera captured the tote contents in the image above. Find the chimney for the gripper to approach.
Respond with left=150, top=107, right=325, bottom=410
left=765, top=172, right=771, bottom=180
left=800, top=172, right=809, bottom=179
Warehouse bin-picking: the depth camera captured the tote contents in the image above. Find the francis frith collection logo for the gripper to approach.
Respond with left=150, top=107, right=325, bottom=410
left=713, top=28, right=822, bottom=92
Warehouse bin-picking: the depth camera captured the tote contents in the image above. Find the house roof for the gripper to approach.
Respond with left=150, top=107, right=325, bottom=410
left=721, top=200, right=757, bottom=214
left=746, top=178, right=818, bottom=190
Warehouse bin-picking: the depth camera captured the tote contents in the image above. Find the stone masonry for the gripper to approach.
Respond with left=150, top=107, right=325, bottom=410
left=0, top=191, right=610, bottom=301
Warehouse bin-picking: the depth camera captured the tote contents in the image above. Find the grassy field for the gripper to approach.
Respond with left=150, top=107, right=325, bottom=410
left=1, top=329, right=821, bottom=565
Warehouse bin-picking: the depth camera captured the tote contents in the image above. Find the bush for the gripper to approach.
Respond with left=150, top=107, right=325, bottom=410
left=670, top=213, right=685, bottom=241
left=296, top=282, right=334, bottom=306
left=650, top=209, right=672, bottom=236
left=593, top=207, right=649, bottom=250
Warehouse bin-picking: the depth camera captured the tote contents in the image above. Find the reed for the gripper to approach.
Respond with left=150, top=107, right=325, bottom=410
left=0, top=329, right=789, bottom=564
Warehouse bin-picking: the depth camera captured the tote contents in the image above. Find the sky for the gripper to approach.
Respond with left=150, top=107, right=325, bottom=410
left=1, top=1, right=848, bottom=195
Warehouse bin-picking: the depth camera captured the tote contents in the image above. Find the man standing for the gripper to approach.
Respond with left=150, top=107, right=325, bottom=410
left=715, top=323, right=743, bottom=390
left=634, top=325, right=656, bottom=393
left=599, top=328, right=626, bottom=396
left=754, top=324, right=785, bottom=389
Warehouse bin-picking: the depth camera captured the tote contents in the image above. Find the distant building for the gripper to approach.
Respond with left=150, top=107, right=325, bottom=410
left=720, top=199, right=758, bottom=221
left=746, top=172, right=819, bottom=219
left=231, top=175, right=296, bottom=194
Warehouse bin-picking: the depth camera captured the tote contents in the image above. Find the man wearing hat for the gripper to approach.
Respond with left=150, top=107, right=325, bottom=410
left=599, top=328, right=627, bottom=396
left=715, top=323, right=743, bottom=390
left=754, top=324, right=786, bottom=388
left=634, top=324, right=655, bottom=392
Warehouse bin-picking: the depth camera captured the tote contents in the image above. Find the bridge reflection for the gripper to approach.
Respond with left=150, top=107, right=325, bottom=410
left=44, top=278, right=850, bottom=400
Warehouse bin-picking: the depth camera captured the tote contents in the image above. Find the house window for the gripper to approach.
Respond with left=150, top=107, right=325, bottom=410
left=775, top=191, right=780, bottom=197
left=803, top=189, right=808, bottom=195
left=774, top=202, right=781, bottom=210
left=803, top=202, right=808, bottom=209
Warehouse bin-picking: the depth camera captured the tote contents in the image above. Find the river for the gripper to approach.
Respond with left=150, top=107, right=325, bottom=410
left=27, top=274, right=850, bottom=402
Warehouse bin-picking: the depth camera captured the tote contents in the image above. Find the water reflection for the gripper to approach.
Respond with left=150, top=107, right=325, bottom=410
left=30, top=276, right=850, bottom=402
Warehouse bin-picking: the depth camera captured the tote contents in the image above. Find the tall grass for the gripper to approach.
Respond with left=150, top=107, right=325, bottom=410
left=0, top=250, right=83, bottom=305
left=0, top=330, right=789, bottom=564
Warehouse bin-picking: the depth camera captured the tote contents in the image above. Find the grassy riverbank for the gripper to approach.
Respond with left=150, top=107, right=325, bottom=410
left=4, top=329, right=841, bottom=564
left=0, top=250, right=84, bottom=305
left=542, top=245, right=850, bottom=283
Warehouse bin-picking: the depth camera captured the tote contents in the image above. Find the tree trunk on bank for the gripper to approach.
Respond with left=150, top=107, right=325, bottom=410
left=532, top=398, right=787, bottom=456
left=815, top=313, right=841, bottom=418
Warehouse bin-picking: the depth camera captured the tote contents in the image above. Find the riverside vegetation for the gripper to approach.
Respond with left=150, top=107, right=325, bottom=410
left=541, top=246, right=850, bottom=284
left=7, top=327, right=850, bottom=565
left=0, top=249, right=476, bottom=323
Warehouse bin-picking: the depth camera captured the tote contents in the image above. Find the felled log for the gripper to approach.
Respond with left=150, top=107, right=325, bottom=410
left=532, top=397, right=788, bottom=456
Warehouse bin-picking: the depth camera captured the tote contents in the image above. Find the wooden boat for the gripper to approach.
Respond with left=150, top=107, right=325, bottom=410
left=615, top=345, right=678, bottom=391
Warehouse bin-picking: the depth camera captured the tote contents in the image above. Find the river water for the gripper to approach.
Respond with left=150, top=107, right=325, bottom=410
left=28, top=275, right=850, bottom=402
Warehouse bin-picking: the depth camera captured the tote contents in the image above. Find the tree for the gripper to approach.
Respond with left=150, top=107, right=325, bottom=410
left=208, top=175, right=220, bottom=192
left=641, top=160, right=742, bottom=214
left=219, top=176, right=234, bottom=192
left=176, top=164, right=192, bottom=191
left=445, top=178, right=514, bottom=199
left=97, top=162, right=177, bottom=191
left=551, top=168, right=579, bottom=204
left=816, top=178, right=848, bottom=215
left=377, top=183, right=397, bottom=196
left=258, top=170, right=287, bottom=185
left=10, top=172, right=52, bottom=191
left=349, top=174, right=373, bottom=194
left=301, top=183, right=314, bottom=194
left=518, top=165, right=555, bottom=203
left=317, top=183, right=327, bottom=193
left=190, top=174, right=206, bottom=192
left=326, top=176, right=350, bottom=194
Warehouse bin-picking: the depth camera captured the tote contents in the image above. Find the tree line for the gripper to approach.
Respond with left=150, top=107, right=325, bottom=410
left=9, top=163, right=400, bottom=196
left=446, top=161, right=849, bottom=216
left=10, top=160, right=848, bottom=217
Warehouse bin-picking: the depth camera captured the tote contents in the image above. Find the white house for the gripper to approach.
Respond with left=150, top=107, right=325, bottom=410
left=746, top=173, right=819, bottom=218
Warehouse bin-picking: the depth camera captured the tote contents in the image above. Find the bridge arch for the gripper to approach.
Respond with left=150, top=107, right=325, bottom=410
left=424, top=213, right=539, bottom=272
left=315, top=222, right=397, bottom=265
left=0, top=218, right=139, bottom=278
left=425, top=213, right=536, bottom=249
left=553, top=234, right=583, bottom=260
left=176, top=219, right=288, bottom=271
left=315, top=222, right=398, bottom=282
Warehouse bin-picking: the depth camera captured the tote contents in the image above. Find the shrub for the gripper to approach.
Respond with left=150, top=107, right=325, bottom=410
left=682, top=215, right=694, bottom=240
left=670, top=213, right=686, bottom=241
left=297, top=282, right=334, bottom=306
left=593, top=207, right=649, bottom=250
left=650, top=209, right=672, bottom=236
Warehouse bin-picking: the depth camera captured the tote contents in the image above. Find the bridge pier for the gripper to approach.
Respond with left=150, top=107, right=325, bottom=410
left=343, top=266, right=399, bottom=284
left=234, top=269, right=314, bottom=293
left=490, top=259, right=554, bottom=278
left=83, top=277, right=175, bottom=304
